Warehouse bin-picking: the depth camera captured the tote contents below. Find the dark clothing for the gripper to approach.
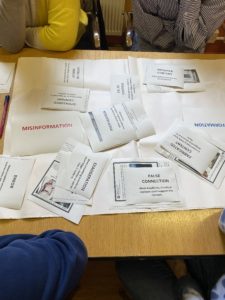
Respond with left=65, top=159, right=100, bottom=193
left=116, top=257, right=225, bottom=300
left=132, top=0, right=225, bottom=52
left=116, top=259, right=179, bottom=300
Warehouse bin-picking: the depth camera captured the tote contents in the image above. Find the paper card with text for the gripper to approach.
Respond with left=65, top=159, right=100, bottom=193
left=0, top=62, right=15, bottom=93
left=155, top=122, right=225, bottom=188
left=0, top=156, right=34, bottom=209
left=31, top=160, right=85, bottom=224
left=42, top=84, right=90, bottom=112
left=145, top=64, right=184, bottom=88
left=146, top=69, right=204, bottom=93
left=53, top=139, right=94, bottom=205
left=81, top=101, right=155, bottom=152
left=53, top=186, right=89, bottom=204
left=113, top=159, right=181, bottom=205
left=56, top=149, right=109, bottom=199
left=44, top=58, right=84, bottom=87
left=110, top=74, right=141, bottom=103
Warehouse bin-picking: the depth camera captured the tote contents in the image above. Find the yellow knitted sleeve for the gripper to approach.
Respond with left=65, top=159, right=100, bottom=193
left=38, top=0, right=87, bottom=51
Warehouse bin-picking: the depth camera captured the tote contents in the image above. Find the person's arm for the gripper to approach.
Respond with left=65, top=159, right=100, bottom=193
left=25, top=0, right=82, bottom=51
left=0, top=230, right=88, bottom=300
left=0, top=0, right=25, bottom=53
left=175, top=0, right=225, bottom=52
left=132, top=0, right=175, bottom=50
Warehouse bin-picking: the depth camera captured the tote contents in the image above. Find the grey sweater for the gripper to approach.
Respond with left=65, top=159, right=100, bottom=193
left=0, top=0, right=26, bottom=53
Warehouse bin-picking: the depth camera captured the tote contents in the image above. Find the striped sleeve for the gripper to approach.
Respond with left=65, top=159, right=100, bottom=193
left=132, top=0, right=175, bottom=50
left=175, top=0, right=225, bottom=52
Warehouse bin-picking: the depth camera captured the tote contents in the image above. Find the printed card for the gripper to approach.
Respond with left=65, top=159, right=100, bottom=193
left=31, top=160, right=85, bottom=224
left=56, top=150, right=108, bottom=199
left=42, top=85, right=90, bottom=112
left=145, top=64, right=184, bottom=88
left=156, top=122, right=225, bottom=188
left=0, top=156, right=34, bottom=209
left=145, top=68, right=203, bottom=93
left=110, top=74, right=141, bottom=103
left=44, top=58, right=84, bottom=87
left=113, top=160, right=180, bottom=205
left=81, top=101, right=155, bottom=152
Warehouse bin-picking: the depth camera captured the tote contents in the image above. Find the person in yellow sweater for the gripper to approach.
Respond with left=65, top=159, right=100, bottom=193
left=0, top=0, right=88, bottom=53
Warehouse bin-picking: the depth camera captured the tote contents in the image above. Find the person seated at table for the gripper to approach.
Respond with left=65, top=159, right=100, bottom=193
left=132, top=0, right=225, bottom=53
left=0, top=229, right=88, bottom=300
left=116, top=208, right=225, bottom=300
left=0, top=0, right=88, bottom=53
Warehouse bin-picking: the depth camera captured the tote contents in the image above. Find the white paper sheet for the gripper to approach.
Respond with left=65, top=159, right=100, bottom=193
left=112, top=159, right=181, bottom=206
left=8, top=112, right=87, bottom=156
left=28, top=157, right=85, bottom=224
left=145, top=64, right=184, bottom=88
left=155, top=121, right=225, bottom=188
left=110, top=74, right=141, bottom=103
left=2, top=56, right=225, bottom=220
left=43, top=57, right=129, bottom=90
left=183, top=107, right=225, bottom=143
left=81, top=101, right=155, bottom=152
left=3, top=57, right=129, bottom=156
left=56, top=144, right=109, bottom=198
left=41, top=84, right=90, bottom=112
left=0, top=62, right=15, bottom=93
left=137, top=58, right=225, bottom=92
left=139, top=135, right=225, bottom=210
left=0, top=156, right=34, bottom=209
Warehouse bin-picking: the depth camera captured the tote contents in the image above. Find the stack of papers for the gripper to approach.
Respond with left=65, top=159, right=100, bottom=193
left=81, top=100, right=155, bottom=152
left=1, top=56, right=225, bottom=223
left=29, top=139, right=109, bottom=224
left=155, top=121, right=225, bottom=188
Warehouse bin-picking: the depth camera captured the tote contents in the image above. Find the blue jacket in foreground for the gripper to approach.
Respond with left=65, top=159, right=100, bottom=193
left=0, top=229, right=88, bottom=300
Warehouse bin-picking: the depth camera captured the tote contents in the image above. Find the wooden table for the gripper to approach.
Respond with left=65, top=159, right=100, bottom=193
left=1, top=48, right=225, bottom=258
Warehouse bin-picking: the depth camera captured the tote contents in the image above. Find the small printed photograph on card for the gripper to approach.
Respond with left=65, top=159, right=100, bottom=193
left=31, top=159, right=85, bottom=224
left=31, top=160, right=73, bottom=212
left=184, top=69, right=200, bottom=83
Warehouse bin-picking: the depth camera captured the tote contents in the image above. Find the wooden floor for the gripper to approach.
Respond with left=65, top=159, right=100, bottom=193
left=72, top=260, right=129, bottom=300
